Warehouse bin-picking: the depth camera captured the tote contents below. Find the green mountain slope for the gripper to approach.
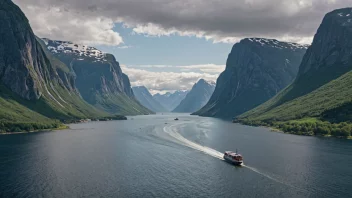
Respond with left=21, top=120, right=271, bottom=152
left=0, top=84, right=61, bottom=132
left=239, top=69, right=352, bottom=122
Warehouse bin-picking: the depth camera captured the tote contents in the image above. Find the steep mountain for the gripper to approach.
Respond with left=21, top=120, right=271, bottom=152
left=132, top=86, right=166, bottom=112
left=173, top=79, right=215, bottom=113
left=153, top=90, right=189, bottom=111
left=42, top=38, right=152, bottom=115
left=194, top=38, right=308, bottom=118
left=238, top=8, right=352, bottom=137
left=0, top=0, right=108, bottom=132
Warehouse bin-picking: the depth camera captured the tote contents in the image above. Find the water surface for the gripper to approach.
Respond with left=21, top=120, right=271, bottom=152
left=0, top=114, right=351, bottom=197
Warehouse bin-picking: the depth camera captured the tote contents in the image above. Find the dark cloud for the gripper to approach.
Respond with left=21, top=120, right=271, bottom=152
left=14, top=0, right=352, bottom=44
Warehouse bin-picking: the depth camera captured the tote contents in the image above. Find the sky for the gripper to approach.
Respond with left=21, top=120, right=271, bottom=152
left=14, top=0, right=352, bottom=94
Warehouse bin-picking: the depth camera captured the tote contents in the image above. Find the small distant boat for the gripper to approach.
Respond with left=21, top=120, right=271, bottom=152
left=224, top=150, right=243, bottom=166
left=174, top=118, right=179, bottom=121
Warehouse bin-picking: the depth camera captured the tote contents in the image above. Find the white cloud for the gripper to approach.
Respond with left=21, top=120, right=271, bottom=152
left=128, top=64, right=225, bottom=73
left=121, top=64, right=222, bottom=93
left=16, top=4, right=123, bottom=46
left=177, top=64, right=226, bottom=73
left=138, top=65, right=173, bottom=68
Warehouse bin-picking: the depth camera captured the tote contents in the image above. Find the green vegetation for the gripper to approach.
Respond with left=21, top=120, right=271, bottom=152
left=0, top=85, right=63, bottom=133
left=237, top=118, right=352, bottom=138
left=239, top=70, right=352, bottom=121
left=237, top=70, right=352, bottom=138
left=95, top=115, right=128, bottom=121
left=0, top=121, right=64, bottom=133
left=0, top=83, right=131, bottom=133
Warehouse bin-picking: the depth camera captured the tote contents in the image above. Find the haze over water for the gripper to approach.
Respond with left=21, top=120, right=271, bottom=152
left=0, top=114, right=351, bottom=197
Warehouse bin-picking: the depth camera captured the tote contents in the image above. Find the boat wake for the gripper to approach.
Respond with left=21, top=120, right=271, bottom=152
left=162, top=123, right=303, bottom=190
left=163, top=124, right=224, bottom=160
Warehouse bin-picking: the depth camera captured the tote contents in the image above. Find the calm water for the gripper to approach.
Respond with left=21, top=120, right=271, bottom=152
left=0, top=114, right=351, bottom=197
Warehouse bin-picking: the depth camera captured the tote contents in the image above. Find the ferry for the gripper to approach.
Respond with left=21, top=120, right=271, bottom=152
left=223, top=150, right=243, bottom=166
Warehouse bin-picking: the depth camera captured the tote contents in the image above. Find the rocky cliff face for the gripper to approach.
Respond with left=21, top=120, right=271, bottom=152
left=42, top=38, right=152, bottom=115
left=0, top=0, right=108, bottom=120
left=239, top=8, right=352, bottom=121
left=194, top=38, right=308, bottom=118
left=276, top=8, right=352, bottom=104
left=173, top=79, right=215, bottom=113
left=0, top=0, right=50, bottom=100
left=132, top=86, right=166, bottom=112
left=42, top=39, right=131, bottom=97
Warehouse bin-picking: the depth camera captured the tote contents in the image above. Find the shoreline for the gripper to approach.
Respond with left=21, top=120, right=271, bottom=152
left=0, top=115, right=128, bottom=135
left=0, top=125, right=69, bottom=135
left=238, top=122, right=352, bottom=139
left=0, top=117, right=129, bottom=135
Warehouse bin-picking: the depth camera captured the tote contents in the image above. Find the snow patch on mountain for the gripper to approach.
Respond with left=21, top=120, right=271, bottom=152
left=246, top=38, right=309, bottom=50
left=41, top=38, right=107, bottom=61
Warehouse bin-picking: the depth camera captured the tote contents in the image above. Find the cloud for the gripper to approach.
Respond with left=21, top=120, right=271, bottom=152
left=177, top=64, right=226, bottom=73
left=14, top=0, right=352, bottom=45
left=121, top=64, right=221, bottom=93
left=15, top=3, right=123, bottom=46
left=128, top=64, right=225, bottom=73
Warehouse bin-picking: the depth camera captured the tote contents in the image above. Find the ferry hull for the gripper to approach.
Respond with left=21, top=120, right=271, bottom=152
left=224, top=156, right=243, bottom=166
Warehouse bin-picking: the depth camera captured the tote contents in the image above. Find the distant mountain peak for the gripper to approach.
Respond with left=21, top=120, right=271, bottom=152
left=153, top=90, right=189, bottom=111
left=42, top=38, right=107, bottom=62
left=173, top=80, right=216, bottom=113
left=132, top=86, right=166, bottom=112
left=197, top=79, right=216, bottom=86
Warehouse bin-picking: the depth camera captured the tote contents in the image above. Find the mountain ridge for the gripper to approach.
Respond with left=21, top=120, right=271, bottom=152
left=153, top=90, right=189, bottom=111
left=237, top=7, right=352, bottom=137
left=194, top=37, right=307, bottom=118
left=132, top=86, right=166, bottom=112
left=173, top=79, right=215, bottom=113
left=42, top=38, right=152, bottom=115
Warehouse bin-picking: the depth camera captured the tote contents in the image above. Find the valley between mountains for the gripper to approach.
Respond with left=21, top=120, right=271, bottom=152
left=1, top=0, right=352, bottom=138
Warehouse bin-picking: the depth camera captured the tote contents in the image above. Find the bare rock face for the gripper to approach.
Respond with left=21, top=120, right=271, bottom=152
left=194, top=38, right=308, bottom=118
left=42, top=38, right=152, bottom=115
left=238, top=8, right=352, bottom=122
left=0, top=1, right=80, bottom=101
left=0, top=0, right=46, bottom=100
left=281, top=8, right=352, bottom=103
left=122, top=74, right=135, bottom=98
left=42, top=39, right=131, bottom=98
left=299, top=8, right=352, bottom=76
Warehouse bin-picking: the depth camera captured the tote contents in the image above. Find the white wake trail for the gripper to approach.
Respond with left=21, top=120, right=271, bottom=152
left=163, top=124, right=224, bottom=160
left=162, top=123, right=304, bottom=191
